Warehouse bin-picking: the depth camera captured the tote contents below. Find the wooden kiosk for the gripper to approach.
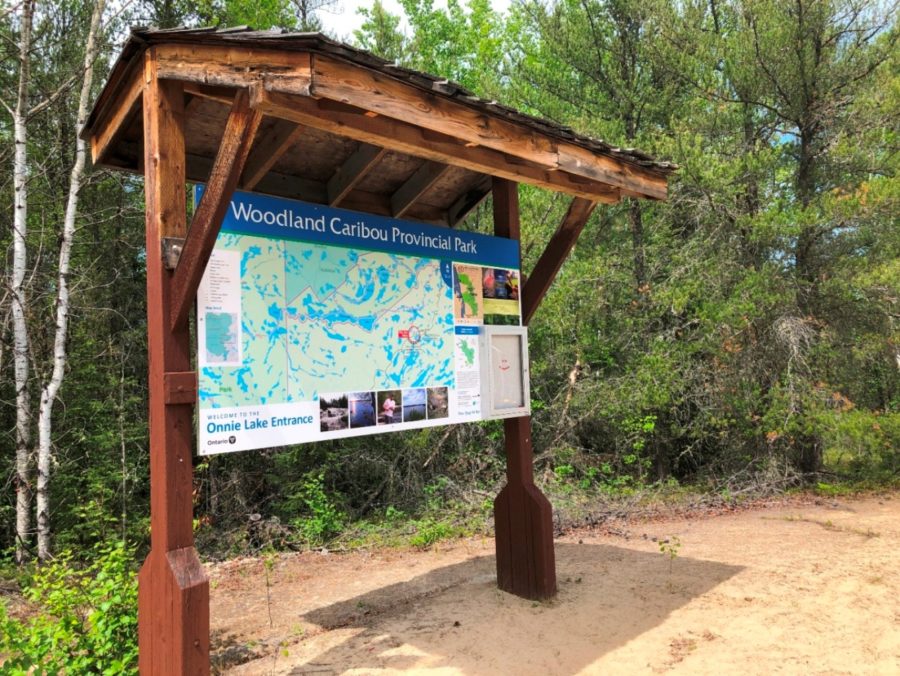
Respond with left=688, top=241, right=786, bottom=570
left=83, top=27, right=673, bottom=673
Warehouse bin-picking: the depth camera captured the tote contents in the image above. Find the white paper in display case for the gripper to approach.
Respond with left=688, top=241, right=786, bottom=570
left=478, top=325, right=531, bottom=420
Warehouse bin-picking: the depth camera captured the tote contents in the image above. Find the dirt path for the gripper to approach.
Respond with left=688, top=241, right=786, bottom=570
left=210, top=494, right=900, bottom=674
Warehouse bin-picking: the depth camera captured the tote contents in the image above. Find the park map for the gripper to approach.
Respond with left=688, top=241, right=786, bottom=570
left=199, top=233, right=456, bottom=409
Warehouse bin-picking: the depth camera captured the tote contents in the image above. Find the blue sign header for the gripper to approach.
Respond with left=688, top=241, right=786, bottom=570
left=198, top=187, right=520, bottom=269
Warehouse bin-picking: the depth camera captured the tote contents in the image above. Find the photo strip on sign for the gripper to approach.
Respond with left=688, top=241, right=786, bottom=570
left=196, top=188, right=529, bottom=455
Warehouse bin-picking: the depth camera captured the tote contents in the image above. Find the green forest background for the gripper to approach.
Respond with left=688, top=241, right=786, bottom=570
left=1, top=0, right=898, bottom=565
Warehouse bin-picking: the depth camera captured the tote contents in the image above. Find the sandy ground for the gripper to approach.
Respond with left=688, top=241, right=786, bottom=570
left=210, top=494, right=900, bottom=675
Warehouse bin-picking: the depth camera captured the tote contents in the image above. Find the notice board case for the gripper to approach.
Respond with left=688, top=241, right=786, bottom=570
left=478, top=325, right=531, bottom=419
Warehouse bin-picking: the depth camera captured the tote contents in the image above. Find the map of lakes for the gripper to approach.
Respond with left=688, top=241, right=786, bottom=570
left=452, top=264, right=483, bottom=324
left=199, top=233, right=456, bottom=409
left=204, top=312, right=239, bottom=363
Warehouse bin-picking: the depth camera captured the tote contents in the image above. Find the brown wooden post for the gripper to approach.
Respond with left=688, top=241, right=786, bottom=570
left=491, top=177, right=557, bottom=600
left=138, top=49, right=210, bottom=674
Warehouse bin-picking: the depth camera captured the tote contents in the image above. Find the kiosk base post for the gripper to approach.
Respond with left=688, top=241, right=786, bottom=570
left=138, top=548, right=209, bottom=674
left=494, top=415, right=557, bottom=599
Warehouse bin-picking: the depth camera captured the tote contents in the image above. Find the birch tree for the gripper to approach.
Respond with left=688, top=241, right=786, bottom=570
left=8, top=0, right=35, bottom=565
left=35, top=0, right=107, bottom=561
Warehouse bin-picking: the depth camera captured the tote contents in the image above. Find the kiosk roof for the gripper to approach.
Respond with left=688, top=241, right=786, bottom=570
left=86, top=26, right=675, bottom=226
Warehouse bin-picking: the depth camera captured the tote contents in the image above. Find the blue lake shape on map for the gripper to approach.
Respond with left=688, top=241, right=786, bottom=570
left=205, top=312, right=238, bottom=363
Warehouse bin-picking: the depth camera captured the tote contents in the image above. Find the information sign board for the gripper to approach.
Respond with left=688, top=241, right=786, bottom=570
left=197, top=189, right=529, bottom=454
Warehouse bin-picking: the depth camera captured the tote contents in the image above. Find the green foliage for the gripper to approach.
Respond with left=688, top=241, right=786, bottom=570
left=2, top=0, right=898, bottom=569
left=140, top=0, right=309, bottom=30
left=658, top=535, right=682, bottom=573
left=820, top=410, right=900, bottom=480
left=554, top=464, right=575, bottom=480
left=289, top=472, right=346, bottom=546
left=384, top=505, right=406, bottom=521
left=423, top=476, right=451, bottom=509
left=409, top=518, right=456, bottom=548
left=0, top=541, right=138, bottom=674
left=355, top=0, right=406, bottom=61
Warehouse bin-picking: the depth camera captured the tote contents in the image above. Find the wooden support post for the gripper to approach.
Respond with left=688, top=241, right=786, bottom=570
left=138, top=50, right=210, bottom=674
left=491, top=177, right=557, bottom=600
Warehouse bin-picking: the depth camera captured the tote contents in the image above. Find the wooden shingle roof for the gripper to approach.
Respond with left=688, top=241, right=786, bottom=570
left=85, top=26, right=674, bottom=226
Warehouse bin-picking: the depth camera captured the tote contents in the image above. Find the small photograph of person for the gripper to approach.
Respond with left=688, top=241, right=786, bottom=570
left=377, top=390, right=402, bottom=425
left=482, top=267, right=496, bottom=298
left=492, top=269, right=509, bottom=299
left=506, top=270, right=519, bottom=300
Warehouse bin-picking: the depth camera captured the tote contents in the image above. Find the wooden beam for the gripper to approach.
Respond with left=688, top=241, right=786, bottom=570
left=312, top=56, right=558, bottom=164
left=311, top=54, right=666, bottom=200
left=183, top=81, right=235, bottom=105
left=521, top=197, right=596, bottom=325
left=105, top=142, right=451, bottom=226
left=89, top=44, right=668, bottom=201
left=142, top=55, right=190, bottom=551
left=90, top=63, right=142, bottom=164
left=447, top=176, right=491, bottom=227
left=163, top=371, right=198, bottom=405
left=558, top=144, right=664, bottom=200
left=492, top=178, right=520, bottom=241
left=156, top=43, right=312, bottom=95
left=241, top=119, right=305, bottom=190
left=327, top=143, right=386, bottom=206
left=250, top=86, right=621, bottom=204
left=170, top=90, right=262, bottom=330
left=490, top=177, right=557, bottom=601
left=184, top=92, right=207, bottom=119
left=233, top=162, right=326, bottom=204
left=102, top=81, right=621, bottom=205
left=139, top=50, right=209, bottom=674
left=391, top=161, right=451, bottom=217
left=155, top=44, right=665, bottom=199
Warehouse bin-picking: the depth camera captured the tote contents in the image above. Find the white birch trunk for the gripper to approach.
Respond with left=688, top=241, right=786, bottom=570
left=36, top=0, right=107, bottom=560
left=11, top=0, right=35, bottom=565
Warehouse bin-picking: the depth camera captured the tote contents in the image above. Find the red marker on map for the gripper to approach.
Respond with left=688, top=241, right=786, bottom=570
left=398, top=325, right=422, bottom=344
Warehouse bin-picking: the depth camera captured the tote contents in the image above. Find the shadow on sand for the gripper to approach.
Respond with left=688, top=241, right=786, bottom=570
left=227, top=541, right=743, bottom=674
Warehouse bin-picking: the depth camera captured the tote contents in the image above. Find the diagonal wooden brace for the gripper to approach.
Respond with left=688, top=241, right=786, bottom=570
left=169, top=89, right=262, bottom=331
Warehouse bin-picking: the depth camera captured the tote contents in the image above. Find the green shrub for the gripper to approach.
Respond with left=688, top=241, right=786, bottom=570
left=409, top=519, right=454, bottom=548
left=0, top=540, right=138, bottom=674
left=290, top=472, right=346, bottom=546
left=821, top=410, right=900, bottom=479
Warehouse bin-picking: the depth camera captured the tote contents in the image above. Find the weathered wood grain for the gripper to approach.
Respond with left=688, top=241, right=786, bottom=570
left=446, top=176, right=491, bottom=226
left=241, top=119, right=305, bottom=190
left=312, top=55, right=666, bottom=199
left=140, top=48, right=210, bottom=674
left=170, top=89, right=262, bottom=330
left=327, top=142, right=386, bottom=206
left=90, top=63, right=143, bottom=165
left=156, top=43, right=312, bottom=94
left=391, top=161, right=451, bottom=217
left=312, top=55, right=559, bottom=168
left=491, top=178, right=558, bottom=601
left=251, top=86, right=621, bottom=204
